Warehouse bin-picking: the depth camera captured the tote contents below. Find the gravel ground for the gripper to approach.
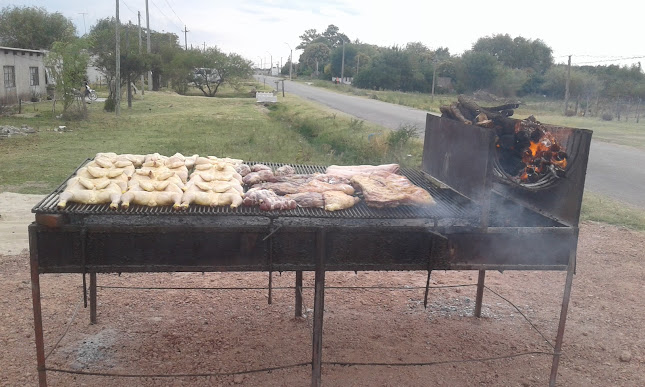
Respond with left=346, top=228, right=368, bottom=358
left=1, top=193, right=643, bottom=386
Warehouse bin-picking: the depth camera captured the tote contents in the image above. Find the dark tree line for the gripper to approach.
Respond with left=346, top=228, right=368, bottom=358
left=295, top=27, right=645, bottom=110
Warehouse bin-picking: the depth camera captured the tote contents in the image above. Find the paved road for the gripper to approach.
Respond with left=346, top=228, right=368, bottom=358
left=260, top=76, right=645, bottom=208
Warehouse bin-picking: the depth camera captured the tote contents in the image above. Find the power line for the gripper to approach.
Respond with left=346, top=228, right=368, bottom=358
left=573, top=56, right=645, bottom=65
left=120, top=0, right=138, bottom=17
left=164, top=0, right=184, bottom=26
left=150, top=0, right=183, bottom=32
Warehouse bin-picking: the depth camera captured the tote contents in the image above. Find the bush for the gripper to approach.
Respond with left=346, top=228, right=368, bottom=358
left=103, top=97, right=116, bottom=112
left=601, top=113, right=613, bottom=121
left=565, top=109, right=576, bottom=117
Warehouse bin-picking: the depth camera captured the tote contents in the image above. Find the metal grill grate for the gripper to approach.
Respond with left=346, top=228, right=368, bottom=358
left=32, top=160, right=476, bottom=221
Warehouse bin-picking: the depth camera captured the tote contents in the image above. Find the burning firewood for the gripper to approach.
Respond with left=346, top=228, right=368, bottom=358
left=440, top=96, right=568, bottom=183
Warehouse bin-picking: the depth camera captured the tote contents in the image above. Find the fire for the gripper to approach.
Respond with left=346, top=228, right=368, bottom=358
left=518, top=129, right=567, bottom=182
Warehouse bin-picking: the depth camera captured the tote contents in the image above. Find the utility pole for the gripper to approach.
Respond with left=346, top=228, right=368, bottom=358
left=79, top=12, right=88, bottom=35
left=266, top=51, right=272, bottom=76
left=564, top=55, right=571, bottom=115
left=115, top=0, right=120, bottom=116
left=203, top=42, right=206, bottom=51
left=183, top=25, right=189, bottom=50
left=146, top=0, right=152, bottom=92
left=340, top=40, right=345, bottom=84
left=431, top=61, right=437, bottom=102
left=285, top=42, right=292, bottom=80
left=138, top=11, right=144, bottom=97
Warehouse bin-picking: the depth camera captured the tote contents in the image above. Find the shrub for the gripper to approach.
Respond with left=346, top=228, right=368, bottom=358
left=103, top=97, right=116, bottom=112
left=601, top=113, right=613, bottom=121
left=565, top=109, right=576, bottom=117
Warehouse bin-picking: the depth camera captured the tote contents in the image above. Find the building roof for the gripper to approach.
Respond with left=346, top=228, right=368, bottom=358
left=0, top=46, right=46, bottom=54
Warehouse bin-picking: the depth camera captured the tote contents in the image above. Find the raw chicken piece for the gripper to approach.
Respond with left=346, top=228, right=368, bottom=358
left=57, top=178, right=122, bottom=209
left=121, top=178, right=184, bottom=210
left=180, top=191, right=243, bottom=208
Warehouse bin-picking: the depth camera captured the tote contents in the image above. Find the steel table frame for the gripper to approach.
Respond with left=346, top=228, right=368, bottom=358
left=29, top=213, right=577, bottom=387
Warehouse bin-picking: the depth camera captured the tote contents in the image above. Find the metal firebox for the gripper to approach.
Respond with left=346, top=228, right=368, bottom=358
left=28, top=113, right=592, bottom=387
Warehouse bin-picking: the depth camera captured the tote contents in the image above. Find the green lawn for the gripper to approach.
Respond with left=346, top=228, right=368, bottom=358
left=0, top=89, right=415, bottom=194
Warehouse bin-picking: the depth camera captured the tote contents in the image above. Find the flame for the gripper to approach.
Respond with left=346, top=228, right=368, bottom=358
left=518, top=129, right=567, bottom=182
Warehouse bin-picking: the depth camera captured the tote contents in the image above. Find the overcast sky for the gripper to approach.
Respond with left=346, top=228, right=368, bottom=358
left=2, top=0, right=643, bottom=69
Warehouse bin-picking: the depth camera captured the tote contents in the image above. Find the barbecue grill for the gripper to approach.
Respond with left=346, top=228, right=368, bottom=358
left=28, top=113, right=593, bottom=386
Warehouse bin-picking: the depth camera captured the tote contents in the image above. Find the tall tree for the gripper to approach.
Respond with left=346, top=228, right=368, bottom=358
left=189, top=48, right=253, bottom=97
left=46, top=38, right=90, bottom=119
left=472, top=34, right=553, bottom=73
left=0, top=6, right=76, bottom=49
left=300, top=43, right=331, bottom=76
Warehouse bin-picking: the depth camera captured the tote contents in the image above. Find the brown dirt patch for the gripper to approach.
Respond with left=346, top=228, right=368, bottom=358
left=1, top=221, right=643, bottom=386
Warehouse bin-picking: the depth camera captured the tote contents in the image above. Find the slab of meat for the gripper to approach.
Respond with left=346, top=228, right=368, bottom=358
left=351, top=171, right=435, bottom=208
left=284, top=192, right=324, bottom=208
left=235, top=164, right=252, bottom=177
left=252, top=178, right=354, bottom=195
left=275, top=165, right=295, bottom=176
left=242, top=169, right=277, bottom=185
left=243, top=188, right=297, bottom=211
left=325, top=164, right=400, bottom=179
left=251, top=163, right=272, bottom=172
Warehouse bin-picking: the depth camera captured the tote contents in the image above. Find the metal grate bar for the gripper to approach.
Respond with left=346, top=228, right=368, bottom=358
left=33, top=160, right=477, bottom=221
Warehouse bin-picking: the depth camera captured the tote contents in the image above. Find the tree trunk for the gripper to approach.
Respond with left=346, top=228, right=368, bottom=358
left=127, top=75, right=132, bottom=108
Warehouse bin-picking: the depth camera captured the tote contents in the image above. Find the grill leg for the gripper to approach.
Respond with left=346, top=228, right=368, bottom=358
left=474, top=270, right=486, bottom=318
left=30, top=242, right=48, bottom=387
left=90, top=273, right=97, bottom=324
left=295, top=271, right=303, bottom=318
left=311, top=232, right=326, bottom=387
left=549, top=260, right=575, bottom=386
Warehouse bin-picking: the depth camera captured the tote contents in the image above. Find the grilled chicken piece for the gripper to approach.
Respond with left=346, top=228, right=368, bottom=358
left=323, top=191, right=360, bottom=211
left=57, top=178, right=122, bottom=209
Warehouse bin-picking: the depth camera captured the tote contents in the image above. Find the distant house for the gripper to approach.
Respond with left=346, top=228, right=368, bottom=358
left=1, top=46, right=49, bottom=105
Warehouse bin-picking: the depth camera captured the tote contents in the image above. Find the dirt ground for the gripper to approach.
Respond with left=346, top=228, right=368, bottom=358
left=0, top=193, right=643, bottom=386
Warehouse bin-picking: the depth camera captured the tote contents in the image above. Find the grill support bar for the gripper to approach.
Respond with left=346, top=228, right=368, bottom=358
left=90, top=273, right=97, bottom=324
left=295, top=271, right=303, bottom=318
left=311, top=230, right=326, bottom=387
left=474, top=270, right=486, bottom=318
left=30, top=232, right=47, bottom=387
left=549, top=249, right=576, bottom=386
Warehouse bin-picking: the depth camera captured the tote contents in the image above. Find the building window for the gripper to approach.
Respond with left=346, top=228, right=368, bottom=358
left=30, top=67, right=39, bottom=86
left=3, top=66, right=15, bottom=88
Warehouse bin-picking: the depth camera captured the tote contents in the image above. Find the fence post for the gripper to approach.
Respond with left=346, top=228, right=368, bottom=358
left=19, top=98, right=22, bottom=114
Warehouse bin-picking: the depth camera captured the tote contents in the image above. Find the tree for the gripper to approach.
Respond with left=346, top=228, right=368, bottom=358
left=0, top=6, right=76, bottom=49
left=46, top=38, right=90, bottom=119
left=455, top=51, right=501, bottom=92
left=297, top=29, right=321, bottom=50
left=189, top=48, right=253, bottom=97
left=88, top=18, right=154, bottom=104
left=301, top=43, right=331, bottom=76
left=472, top=34, right=553, bottom=73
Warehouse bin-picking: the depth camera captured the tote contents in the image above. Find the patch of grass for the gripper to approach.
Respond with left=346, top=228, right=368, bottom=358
left=266, top=94, right=423, bottom=166
left=581, top=191, right=645, bottom=231
left=0, top=89, right=422, bottom=194
left=0, top=91, right=326, bottom=194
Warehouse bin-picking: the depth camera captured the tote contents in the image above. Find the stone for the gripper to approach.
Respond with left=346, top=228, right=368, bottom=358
left=233, top=374, right=245, bottom=384
left=619, top=351, right=632, bottom=362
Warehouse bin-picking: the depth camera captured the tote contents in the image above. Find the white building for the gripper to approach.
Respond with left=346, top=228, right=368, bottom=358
left=1, top=46, right=49, bottom=105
